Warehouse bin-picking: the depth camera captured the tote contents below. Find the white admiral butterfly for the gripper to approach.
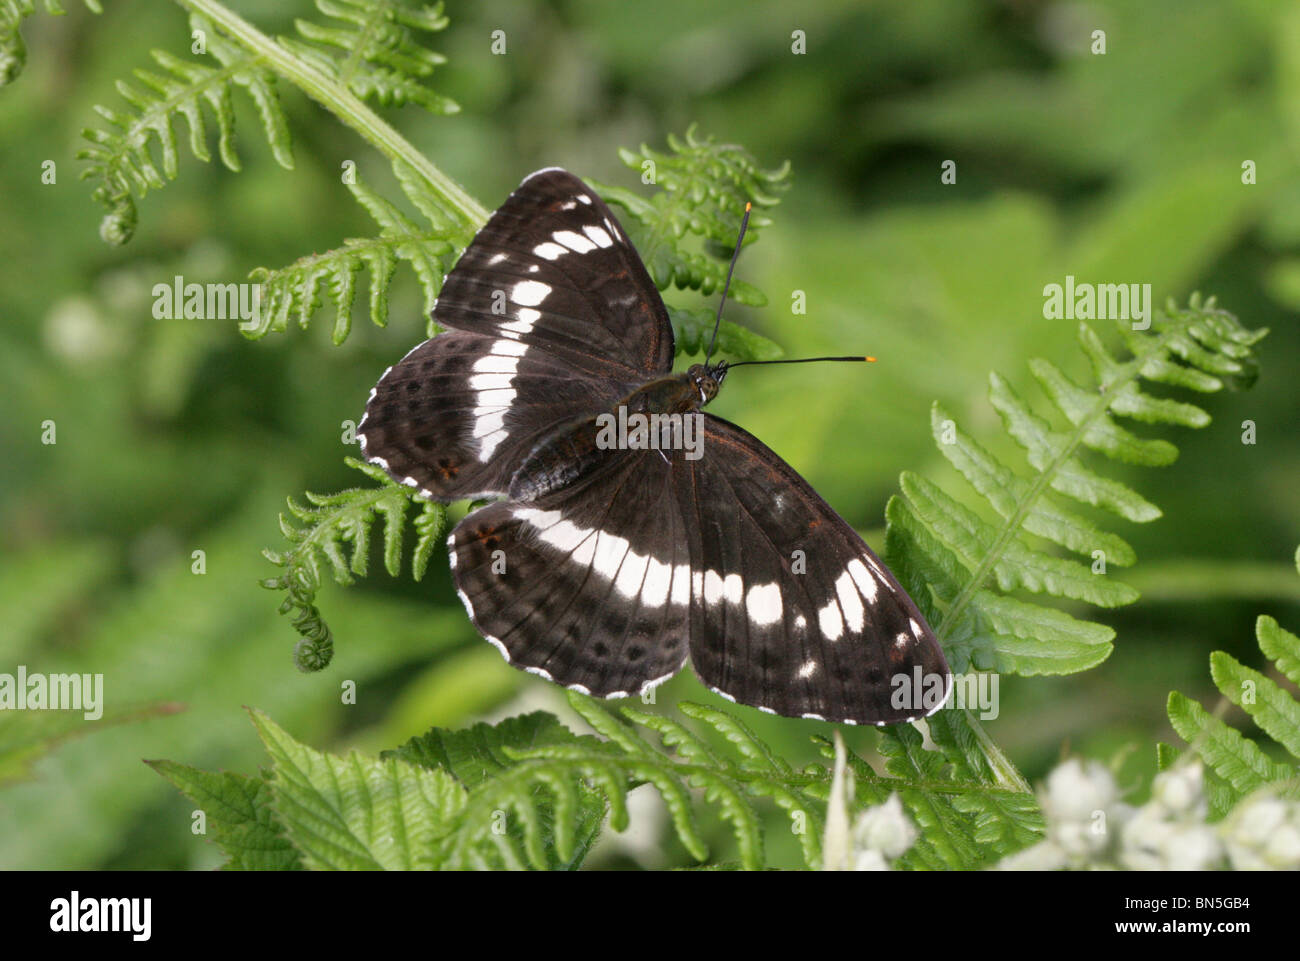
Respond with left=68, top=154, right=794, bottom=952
left=358, top=168, right=951, bottom=725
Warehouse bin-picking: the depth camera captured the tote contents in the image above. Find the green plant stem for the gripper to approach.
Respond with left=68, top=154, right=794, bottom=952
left=962, top=708, right=1030, bottom=791
left=175, top=0, right=489, bottom=232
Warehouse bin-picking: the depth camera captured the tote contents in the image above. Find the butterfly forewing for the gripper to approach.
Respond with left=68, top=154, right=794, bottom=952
left=431, top=168, right=674, bottom=379
left=359, top=169, right=676, bottom=499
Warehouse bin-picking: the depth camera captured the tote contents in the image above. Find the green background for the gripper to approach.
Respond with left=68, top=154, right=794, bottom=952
left=1, top=0, right=1297, bottom=869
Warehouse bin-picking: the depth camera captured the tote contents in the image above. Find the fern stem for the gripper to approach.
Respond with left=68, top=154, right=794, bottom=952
left=961, top=709, right=1030, bottom=792
left=175, top=0, right=489, bottom=231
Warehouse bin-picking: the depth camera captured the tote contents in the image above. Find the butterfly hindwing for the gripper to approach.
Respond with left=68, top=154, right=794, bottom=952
left=677, top=416, right=951, bottom=725
left=448, top=449, right=692, bottom=696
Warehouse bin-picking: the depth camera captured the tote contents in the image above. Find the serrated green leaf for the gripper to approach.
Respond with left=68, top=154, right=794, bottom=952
left=147, top=761, right=302, bottom=870
left=78, top=14, right=294, bottom=245
left=251, top=709, right=466, bottom=870
left=1166, top=691, right=1294, bottom=800
left=1257, top=614, right=1300, bottom=688
left=1210, top=651, right=1300, bottom=760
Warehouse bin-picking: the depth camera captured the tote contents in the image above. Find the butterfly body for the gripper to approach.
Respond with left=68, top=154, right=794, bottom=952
left=358, top=168, right=952, bottom=726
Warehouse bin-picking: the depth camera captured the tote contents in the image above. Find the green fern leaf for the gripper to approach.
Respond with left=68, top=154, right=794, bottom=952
left=1258, top=614, right=1300, bottom=687
left=1210, top=648, right=1300, bottom=759
left=591, top=125, right=790, bottom=355
left=261, top=456, right=447, bottom=671
left=146, top=761, right=303, bottom=870
left=0, top=0, right=101, bottom=86
left=889, top=296, right=1266, bottom=681
left=1166, top=692, right=1294, bottom=799
left=667, top=305, right=783, bottom=362
left=250, top=709, right=466, bottom=870
left=77, top=13, right=295, bottom=245
left=283, top=0, right=458, bottom=115
left=385, top=711, right=606, bottom=870
left=1164, top=600, right=1300, bottom=818
left=246, top=161, right=459, bottom=343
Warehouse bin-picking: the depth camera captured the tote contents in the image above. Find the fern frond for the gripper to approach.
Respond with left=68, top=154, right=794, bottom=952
left=409, top=693, right=1037, bottom=870
left=594, top=124, right=791, bottom=319
left=0, top=0, right=100, bottom=86
left=667, top=305, right=783, bottom=362
left=246, top=161, right=460, bottom=343
left=261, top=456, right=446, bottom=671
left=152, top=700, right=1038, bottom=870
left=1166, top=610, right=1300, bottom=817
left=887, top=295, right=1267, bottom=680
left=77, top=13, right=294, bottom=245
left=281, top=0, right=458, bottom=115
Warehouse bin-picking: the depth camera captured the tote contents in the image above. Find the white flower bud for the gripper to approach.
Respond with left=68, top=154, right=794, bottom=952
left=852, top=793, right=918, bottom=862
left=1043, top=759, right=1119, bottom=824
left=1150, top=764, right=1207, bottom=818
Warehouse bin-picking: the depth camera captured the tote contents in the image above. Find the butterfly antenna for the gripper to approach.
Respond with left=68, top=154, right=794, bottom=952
left=704, top=202, right=753, bottom=370
left=724, top=355, right=877, bottom=369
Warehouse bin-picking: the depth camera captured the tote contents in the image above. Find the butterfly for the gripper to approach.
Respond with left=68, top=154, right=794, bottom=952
left=358, top=168, right=952, bottom=725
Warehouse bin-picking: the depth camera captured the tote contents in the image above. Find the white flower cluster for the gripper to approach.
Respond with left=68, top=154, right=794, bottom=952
left=822, top=734, right=919, bottom=871
left=997, top=758, right=1300, bottom=870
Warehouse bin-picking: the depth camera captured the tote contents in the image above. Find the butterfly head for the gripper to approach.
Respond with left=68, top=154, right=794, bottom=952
left=687, top=363, right=726, bottom=406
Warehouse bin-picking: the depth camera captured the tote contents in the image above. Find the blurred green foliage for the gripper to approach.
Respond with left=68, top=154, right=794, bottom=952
left=1, top=0, right=1297, bottom=868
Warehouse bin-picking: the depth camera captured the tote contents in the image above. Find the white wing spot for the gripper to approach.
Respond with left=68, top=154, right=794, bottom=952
left=533, top=241, right=568, bottom=260
left=746, top=582, right=783, bottom=626
left=553, top=229, right=596, bottom=254
left=847, top=558, right=878, bottom=603
left=818, top=599, right=844, bottom=641
left=641, top=557, right=672, bottom=608
left=670, top=563, right=691, bottom=607
left=703, top=570, right=724, bottom=605
left=471, top=339, right=524, bottom=461
left=709, top=686, right=737, bottom=704
left=835, top=570, right=865, bottom=632
left=501, top=307, right=540, bottom=338
left=614, top=549, right=650, bottom=600
left=512, top=280, right=551, bottom=306
left=591, top=529, right=632, bottom=581
left=723, top=573, right=743, bottom=606
left=583, top=224, right=614, bottom=248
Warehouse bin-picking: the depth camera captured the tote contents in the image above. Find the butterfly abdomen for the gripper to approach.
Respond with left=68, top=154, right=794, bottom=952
left=508, top=416, right=613, bottom=503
